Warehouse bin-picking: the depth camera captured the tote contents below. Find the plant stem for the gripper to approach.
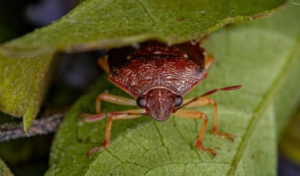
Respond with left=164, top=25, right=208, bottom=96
left=0, top=113, right=65, bottom=142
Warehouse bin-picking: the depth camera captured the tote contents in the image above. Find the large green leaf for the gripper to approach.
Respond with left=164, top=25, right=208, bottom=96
left=0, top=0, right=286, bottom=56
left=0, top=0, right=287, bottom=131
left=45, top=3, right=300, bottom=176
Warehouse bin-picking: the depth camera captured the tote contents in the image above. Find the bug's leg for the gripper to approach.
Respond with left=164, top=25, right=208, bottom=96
left=204, top=53, right=214, bottom=70
left=173, top=109, right=217, bottom=157
left=79, top=93, right=136, bottom=122
left=198, top=45, right=214, bottom=70
left=88, top=109, right=145, bottom=156
left=182, top=97, right=234, bottom=141
left=98, top=55, right=110, bottom=73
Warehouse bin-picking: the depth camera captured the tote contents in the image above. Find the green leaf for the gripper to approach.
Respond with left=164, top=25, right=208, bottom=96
left=0, top=54, right=54, bottom=131
left=0, top=0, right=287, bottom=131
left=0, top=157, right=13, bottom=176
left=0, top=0, right=286, bottom=56
left=45, top=3, right=300, bottom=176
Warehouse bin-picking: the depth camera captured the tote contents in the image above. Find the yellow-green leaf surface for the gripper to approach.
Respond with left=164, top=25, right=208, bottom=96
left=0, top=157, right=13, bottom=176
left=0, top=0, right=286, bottom=131
left=45, top=4, right=300, bottom=176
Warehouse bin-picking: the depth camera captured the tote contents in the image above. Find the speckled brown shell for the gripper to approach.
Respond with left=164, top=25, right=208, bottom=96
left=107, top=41, right=207, bottom=98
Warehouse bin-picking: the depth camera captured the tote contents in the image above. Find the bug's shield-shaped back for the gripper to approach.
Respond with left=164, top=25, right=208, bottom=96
left=109, top=57, right=207, bottom=97
left=108, top=41, right=207, bottom=97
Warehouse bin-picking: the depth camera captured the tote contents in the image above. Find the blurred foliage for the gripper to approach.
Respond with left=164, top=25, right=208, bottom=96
left=280, top=107, right=300, bottom=165
left=0, top=136, right=53, bottom=176
left=0, top=157, right=13, bottom=176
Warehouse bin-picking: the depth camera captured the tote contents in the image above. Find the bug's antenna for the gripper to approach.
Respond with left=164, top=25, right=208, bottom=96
left=176, top=85, right=242, bottom=110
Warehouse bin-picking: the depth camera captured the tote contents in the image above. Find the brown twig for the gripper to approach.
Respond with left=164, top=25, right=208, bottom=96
left=0, top=113, right=65, bottom=142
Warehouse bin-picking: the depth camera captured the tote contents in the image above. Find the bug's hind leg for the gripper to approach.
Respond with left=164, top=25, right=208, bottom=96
left=87, top=109, right=145, bottom=156
left=98, top=55, right=110, bottom=73
left=181, top=97, right=234, bottom=141
left=173, top=109, right=217, bottom=157
left=79, top=93, right=137, bottom=122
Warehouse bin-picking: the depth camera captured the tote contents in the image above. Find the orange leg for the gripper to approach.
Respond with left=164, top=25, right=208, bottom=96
left=87, top=109, right=145, bottom=156
left=173, top=109, right=217, bottom=157
left=204, top=53, right=214, bottom=70
left=182, top=97, right=234, bottom=141
left=80, top=93, right=136, bottom=122
left=198, top=44, right=214, bottom=70
left=98, top=55, right=110, bottom=73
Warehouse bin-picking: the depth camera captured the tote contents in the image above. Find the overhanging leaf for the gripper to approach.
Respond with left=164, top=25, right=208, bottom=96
left=0, top=54, right=54, bottom=130
left=0, top=0, right=287, bottom=131
left=46, top=3, right=300, bottom=176
left=0, top=0, right=286, bottom=56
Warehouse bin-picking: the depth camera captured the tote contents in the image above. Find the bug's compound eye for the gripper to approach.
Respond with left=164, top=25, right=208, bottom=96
left=137, top=97, right=146, bottom=108
left=175, top=95, right=183, bottom=107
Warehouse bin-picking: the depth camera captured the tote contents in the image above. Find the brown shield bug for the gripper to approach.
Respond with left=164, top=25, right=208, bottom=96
left=81, top=41, right=242, bottom=157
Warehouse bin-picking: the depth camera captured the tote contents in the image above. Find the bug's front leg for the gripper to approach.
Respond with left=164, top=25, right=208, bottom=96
left=98, top=55, right=110, bottom=73
left=87, top=109, right=145, bottom=156
left=182, top=97, right=234, bottom=141
left=173, top=109, right=217, bottom=157
left=79, top=93, right=136, bottom=122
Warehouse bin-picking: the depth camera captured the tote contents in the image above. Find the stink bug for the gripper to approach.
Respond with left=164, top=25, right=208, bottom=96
left=81, top=41, right=241, bottom=157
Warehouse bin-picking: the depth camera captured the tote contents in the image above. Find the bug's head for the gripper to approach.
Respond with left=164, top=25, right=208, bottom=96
left=137, top=88, right=183, bottom=121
